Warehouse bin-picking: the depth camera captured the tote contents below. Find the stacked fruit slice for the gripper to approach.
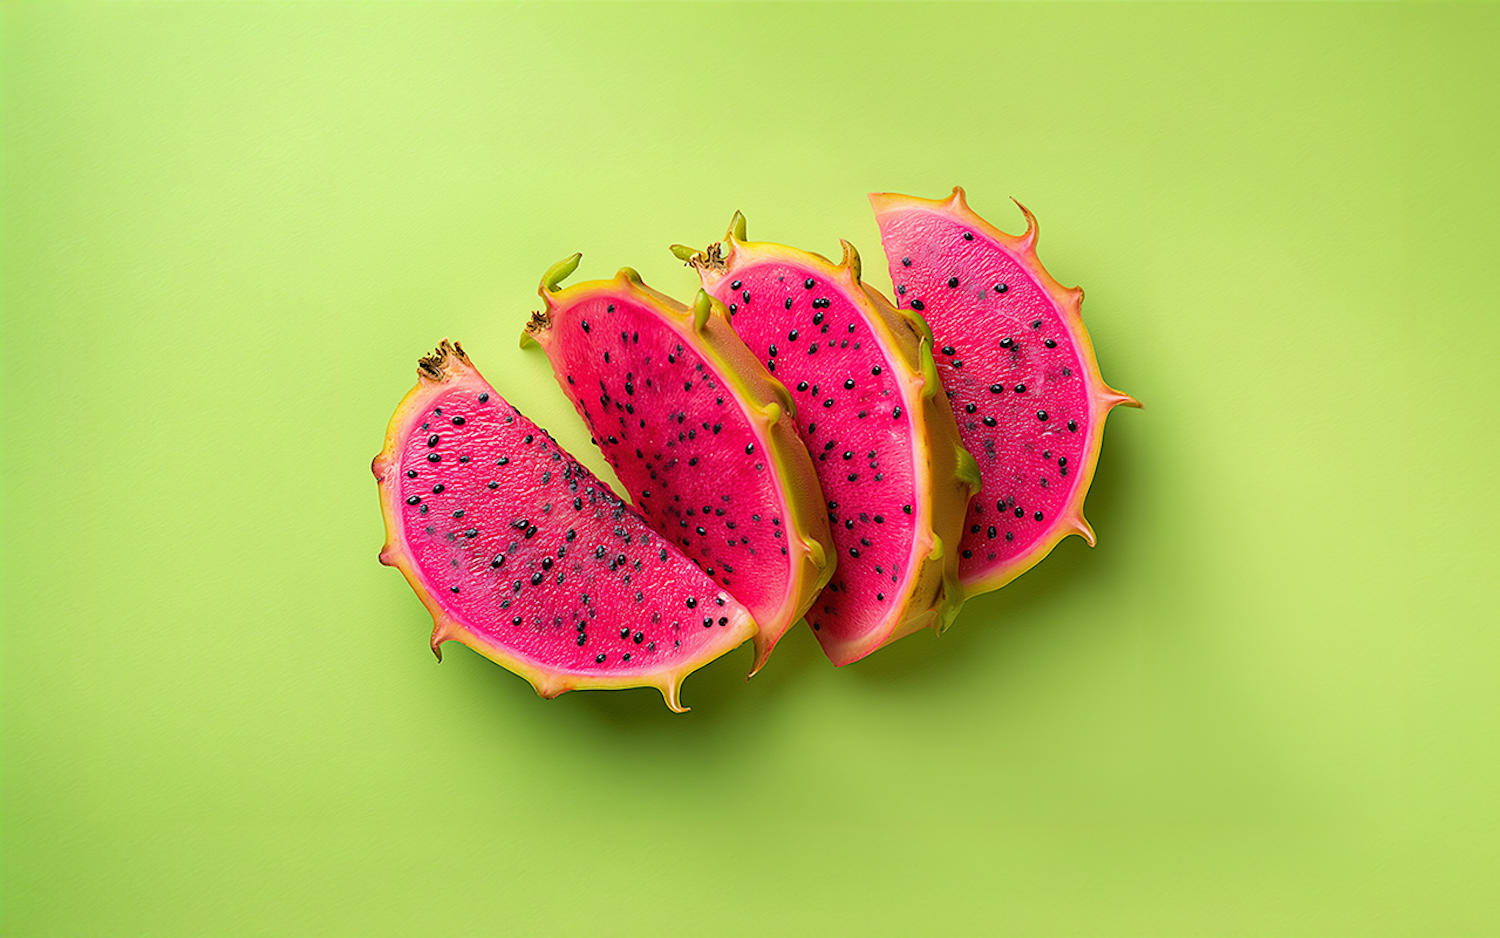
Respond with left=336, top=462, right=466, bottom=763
left=373, top=190, right=1135, bottom=709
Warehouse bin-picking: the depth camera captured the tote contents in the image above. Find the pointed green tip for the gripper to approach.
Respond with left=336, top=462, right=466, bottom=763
left=842, top=241, right=862, bottom=281
left=519, top=330, right=538, bottom=350
left=917, top=339, right=942, bottom=400
left=542, top=253, right=582, bottom=294
left=692, top=290, right=713, bottom=332
left=955, top=444, right=981, bottom=492
left=670, top=244, right=697, bottom=262
left=617, top=267, right=643, bottom=284
left=729, top=211, right=747, bottom=242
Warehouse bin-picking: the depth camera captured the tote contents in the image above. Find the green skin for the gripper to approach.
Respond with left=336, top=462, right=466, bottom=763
left=523, top=257, right=836, bottom=675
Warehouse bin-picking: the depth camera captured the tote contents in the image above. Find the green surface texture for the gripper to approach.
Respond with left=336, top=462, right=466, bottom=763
left=3, top=4, right=1497, bottom=935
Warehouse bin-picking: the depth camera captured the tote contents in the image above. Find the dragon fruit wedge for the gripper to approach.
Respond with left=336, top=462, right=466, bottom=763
left=673, top=218, right=980, bottom=666
left=372, top=339, right=756, bottom=711
left=870, top=188, right=1140, bottom=594
left=521, top=256, right=836, bottom=675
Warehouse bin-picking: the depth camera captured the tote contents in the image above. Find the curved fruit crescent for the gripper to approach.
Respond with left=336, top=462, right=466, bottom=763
left=674, top=217, right=980, bottom=666
left=373, top=339, right=757, bottom=711
left=522, top=256, right=835, bottom=675
left=870, top=187, right=1140, bottom=595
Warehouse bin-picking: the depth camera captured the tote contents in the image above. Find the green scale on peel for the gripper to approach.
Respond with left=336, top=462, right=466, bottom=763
left=674, top=216, right=979, bottom=666
left=523, top=257, right=835, bottom=675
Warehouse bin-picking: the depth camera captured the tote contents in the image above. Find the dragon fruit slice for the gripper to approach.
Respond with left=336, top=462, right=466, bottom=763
left=521, top=256, right=835, bottom=674
left=673, top=218, right=979, bottom=666
left=372, top=340, right=756, bottom=711
left=870, top=188, right=1140, bottom=593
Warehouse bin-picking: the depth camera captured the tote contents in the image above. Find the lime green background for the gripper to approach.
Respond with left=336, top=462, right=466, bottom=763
left=3, top=3, right=1496, bottom=935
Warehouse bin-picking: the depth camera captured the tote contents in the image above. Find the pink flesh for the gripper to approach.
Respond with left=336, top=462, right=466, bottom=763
left=708, top=263, right=918, bottom=644
left=875, top=211, right=1090, bottom=574
left=543, top=295, right=790, bottom=620
left=393, top=390, right=749, bottom=673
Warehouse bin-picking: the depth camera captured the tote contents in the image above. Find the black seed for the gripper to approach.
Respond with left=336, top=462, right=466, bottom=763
left=962, top=550, right=973, bottom=559
left=1058, top=457, right=1068, bottom=467
left=427, top=434, right=440, bottom=447
left=940, top=345, right=955, bottom=356
left=491, top=555, right=505, bottom=568
left=1034, top=511, right=1044, bottom=521
left=847, top=473, right=857, bottom=482
left=1044, top=339, right=1057, bottom=348
left=963, top=231, right=974, bottom=240
left=892, top=405, right=902, bottom=418
left=1068, top=419, right=1078, bottom=432
left=451, top=416, right=465, bottom=426
left=1036, top=411, right=1048, bottom=421
left=804, top=278, right=815, bottom=289
left=1015, top=507, right=1025, bottom=518
left=824, top=398, right=834, bottom=408
left=581, top=321, right=590, bottom=333
left=524, top=434, right=533, bottom=444
left=872, top=365, right=882, bottom=375
left=994, top=283, right=1008, bottom=294
left=947, top=277, right=959, bottom=288
left=769, top=344, right=778, bottom=358
left=497, top=457, right=509, bottom=466
left=808, top=343, right=818, bottom=354
left=406, top=495, right=421, bottom=505
left=450, top=586, right=460, bottom=593
left=595, top=653, right=606, bottom=663
left=731, top=279, right=742, bottom=289
left=406, top=470, right=417, bottom=478
left=742, top=290, right=751, bottom=303
left=785, top=297, right=793, bottom=309
left=745, top=442, right=755, bottom=455
left=427, top=453, right=440, bottom=463
left=849, top=547, right=860, bottom=558
left=797, top=381, right=809, bottom=391
left=686, top=597, right=697, bottom=608
left=874, top=515, right=884, bottom=523
left=813, top=311, right=824, bottom=325
left=911, top=300, right=925, bottom=311
left=530, top=572, right=544, bottom=585
left=452, top=509, right=464, bottom=519
left=983, top=416, right=997, bottom=427
left=1006, top=531, right=1014, bottom=541
left=901, top=257, right=911, bottom=267
left=903, top=504, right=912, bottom=514
left=1014, top=384, right=1027, bottom=394
left=898, top=285, right=906, bottom=295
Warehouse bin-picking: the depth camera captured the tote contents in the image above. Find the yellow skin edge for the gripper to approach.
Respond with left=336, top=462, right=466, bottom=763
left=523, top=265, right=836, bottom=676
left=869, top=188, right=1141, bottom=596
left=678, top=226, right=979, bottom=666
left=372, top=339, right=756, bottom=712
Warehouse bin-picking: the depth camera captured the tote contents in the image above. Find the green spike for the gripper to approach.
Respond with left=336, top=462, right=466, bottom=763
left=618, top=267, right=643, bottom=284
left=692, top=290, right=713, bottom=332
left=955, top=444, right=981, bottom=491
left=843, top=241, right=862, bottom=281
left=541, top=253, right=581, bottom=293
left=728, top=211, right=747, bottom=242
left=917, top=338, right=942, bottom=400
left=670, top=244, right=697, bottom=262
left=804, top=536, right=828, bottom=570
